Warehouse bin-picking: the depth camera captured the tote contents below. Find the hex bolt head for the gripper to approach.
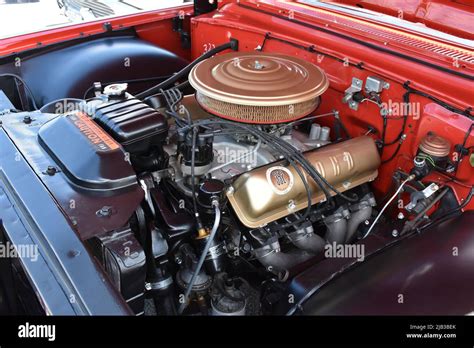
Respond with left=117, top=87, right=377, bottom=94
left=242, top=242, right=252, bottom=253
left=68, top=250, right=81, bottom=258
left=96, top=206, right=113, bottom=217
left=23, top=115, right=32, bottom=124
left=46, top=166, right=57, bottom=176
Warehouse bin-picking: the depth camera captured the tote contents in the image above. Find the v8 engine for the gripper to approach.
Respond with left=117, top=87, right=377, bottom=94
left=2, top=51, right=382, bottom=316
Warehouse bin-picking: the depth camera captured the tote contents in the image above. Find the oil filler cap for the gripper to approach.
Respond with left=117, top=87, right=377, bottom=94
left=104, top=83, right=128, bottom=98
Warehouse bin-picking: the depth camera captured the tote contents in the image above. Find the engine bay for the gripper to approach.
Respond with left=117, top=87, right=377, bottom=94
left=0, top=1, right=473, bottom=317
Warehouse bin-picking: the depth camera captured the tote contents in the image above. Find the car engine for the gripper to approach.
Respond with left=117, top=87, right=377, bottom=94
left=4, top=50, right=384, bottom=315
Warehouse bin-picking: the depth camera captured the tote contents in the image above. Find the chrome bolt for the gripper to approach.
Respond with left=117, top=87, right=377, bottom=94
left=288, top=200, right=296, bottom=210
left=96, top=206, right=113, bottom=217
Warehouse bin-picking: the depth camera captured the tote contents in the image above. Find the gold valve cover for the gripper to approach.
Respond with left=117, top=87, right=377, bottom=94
left=227, top=136, right=381, bottom=228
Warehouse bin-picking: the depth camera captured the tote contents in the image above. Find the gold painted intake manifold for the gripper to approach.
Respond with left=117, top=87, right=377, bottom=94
left=226, top=136, right=380, bottom=228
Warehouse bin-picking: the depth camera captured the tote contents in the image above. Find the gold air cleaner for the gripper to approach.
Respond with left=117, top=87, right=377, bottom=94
left=188, top=52, right=329, bottom=124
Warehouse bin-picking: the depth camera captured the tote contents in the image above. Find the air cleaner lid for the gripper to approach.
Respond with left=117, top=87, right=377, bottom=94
left=189, top=51, right=329, bottom=107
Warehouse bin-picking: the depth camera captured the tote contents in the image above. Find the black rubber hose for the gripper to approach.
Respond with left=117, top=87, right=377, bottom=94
left=134, top=207, right=177, bottom=315
left=136, top=39, right=238, bottom=99
left=131, top=154, right=162, bottom=172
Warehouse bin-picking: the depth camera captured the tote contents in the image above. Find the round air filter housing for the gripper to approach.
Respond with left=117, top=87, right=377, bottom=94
left=188, top=52, right=329, bottom=124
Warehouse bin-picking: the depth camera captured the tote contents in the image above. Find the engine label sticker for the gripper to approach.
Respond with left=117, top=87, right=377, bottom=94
left=67, top=112, right=119, bottom=152
left=266, top=166, right=294, bottom=195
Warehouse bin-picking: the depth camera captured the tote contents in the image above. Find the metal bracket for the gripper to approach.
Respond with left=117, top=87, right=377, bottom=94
left=151, top=167, right=175, bottom=184
left=406, top=183, right=440, bottom=212
left=342, top=77, right=363, bottom=110
left=172, top=15, right=191, bottom=49
left=343, top=76, right=390, bottom=112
